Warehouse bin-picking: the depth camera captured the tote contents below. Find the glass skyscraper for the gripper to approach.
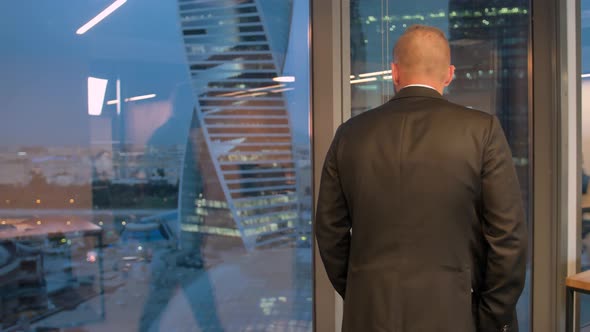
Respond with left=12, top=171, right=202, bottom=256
left=177, top=0, right=302, bottom=250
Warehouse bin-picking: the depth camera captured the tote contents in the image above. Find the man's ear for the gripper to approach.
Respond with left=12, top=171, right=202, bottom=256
left=392, top=63, right=401, bottom=89
left=443, top=65, right=455, bottom=87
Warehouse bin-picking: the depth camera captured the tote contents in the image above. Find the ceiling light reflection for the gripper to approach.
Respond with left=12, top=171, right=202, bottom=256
left=273, top=76, right=295, bottom=83
left=124, top=94, right=157, bottom=102
left=358, top=70, right=391, bottom=78
left=76, top=0, right=127, bottom=35
left=350, top=77, right=377, bottom=84
left=87, top=77, right=108, bottom=116
left=271, top=88, right=295, bottom=93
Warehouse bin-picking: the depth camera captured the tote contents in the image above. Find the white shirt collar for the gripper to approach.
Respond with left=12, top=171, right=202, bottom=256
left=402, top=84, right=438, bottom=91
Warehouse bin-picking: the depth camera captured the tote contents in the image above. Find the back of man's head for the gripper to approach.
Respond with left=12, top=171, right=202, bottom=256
left=392, top=25, right=453, bottom=92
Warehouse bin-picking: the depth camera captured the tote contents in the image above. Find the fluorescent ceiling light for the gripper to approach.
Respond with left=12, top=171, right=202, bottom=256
left=106, top=100, right=119, bottom=105
left=382, top=75, right=393, bottom=80
left=125, top=94, right=156, bottom=102
left=350, top=77, right=377, bottom=84
left=582, top=73, right=590, bottom=78
left=116, top=79, right=121, bottom=115
left=273, top=76, right=296, bottom=83
left=350, top=75, right=356, bottom=79
left=88, top=77, right=108, bottom=116
left=358, top=70, right=391, bottom=78
left=76, top=0, right=127, bottom=35
left=271, top=88, right=295, bottom=93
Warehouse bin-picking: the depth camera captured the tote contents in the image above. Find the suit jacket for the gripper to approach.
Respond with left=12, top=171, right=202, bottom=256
left=315, top=86, right=527, bottom=332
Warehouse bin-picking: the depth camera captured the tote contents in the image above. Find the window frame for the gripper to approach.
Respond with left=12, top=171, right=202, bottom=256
left=310, top=0, right=580, bottom=330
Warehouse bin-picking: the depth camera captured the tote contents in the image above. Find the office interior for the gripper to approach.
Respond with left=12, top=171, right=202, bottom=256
left=0, top=0, right=587, bottom=331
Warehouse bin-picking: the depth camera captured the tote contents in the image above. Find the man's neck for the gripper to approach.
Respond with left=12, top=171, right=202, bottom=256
left=402, top=84, right=437, bottom=91
left=399, top=83, right=443, bottom=95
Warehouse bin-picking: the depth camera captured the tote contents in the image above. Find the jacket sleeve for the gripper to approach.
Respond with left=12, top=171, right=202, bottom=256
left=478, top=116, right=528, bottom=331
left=315, top=126, right=352, bottom=299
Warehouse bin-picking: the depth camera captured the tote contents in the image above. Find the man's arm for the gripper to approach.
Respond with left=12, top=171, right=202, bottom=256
left=479, top=116, right=528, bottom=331
left=315, top=127, right=352, bottom=298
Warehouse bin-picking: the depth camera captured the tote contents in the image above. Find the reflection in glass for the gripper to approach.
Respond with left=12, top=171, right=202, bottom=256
left=580, top=0, right=590, bottom=327
left=0, top=0, right=311, bottom=331
left=349, top=0, right=531, bottom=330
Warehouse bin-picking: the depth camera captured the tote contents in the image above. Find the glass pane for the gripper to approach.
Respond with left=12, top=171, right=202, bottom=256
left=349, top=1, right=531, bottom=330
left=581, top=0, right=590, bottom=328
left=0, top=1, right=312, bottom=331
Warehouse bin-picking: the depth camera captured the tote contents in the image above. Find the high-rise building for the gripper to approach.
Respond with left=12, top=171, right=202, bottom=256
left=447, top=1, right=530, bottom=214
left=349, top=2, right=530, bottom=215
left=349, top=1, right=450, bottom=116
left=177, top=0, right=300, bottom=250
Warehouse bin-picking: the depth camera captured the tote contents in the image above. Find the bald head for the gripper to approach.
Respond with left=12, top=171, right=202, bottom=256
left=392, top=25, right=454, bottom=94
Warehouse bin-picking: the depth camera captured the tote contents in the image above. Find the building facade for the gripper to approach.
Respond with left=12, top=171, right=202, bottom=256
left=177, top=0, right=301, bottom=250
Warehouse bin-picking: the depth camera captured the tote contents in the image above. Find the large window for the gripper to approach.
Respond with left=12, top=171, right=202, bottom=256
left=0, top=0, right=312, bottom=330
left=580, top=0, right=590, bottom=327
left=349, top=0, right=532, bottom=330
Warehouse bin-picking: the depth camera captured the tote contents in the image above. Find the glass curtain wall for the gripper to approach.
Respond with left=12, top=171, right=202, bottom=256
left=580, top=0, right=590, bottom=328
left=0, top=0, right=312, bottom=331
left=348, top=0, right=532, bottom=330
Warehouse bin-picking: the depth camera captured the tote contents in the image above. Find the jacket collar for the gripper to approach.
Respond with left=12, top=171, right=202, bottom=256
left=391, top=86, right=445, bottom=101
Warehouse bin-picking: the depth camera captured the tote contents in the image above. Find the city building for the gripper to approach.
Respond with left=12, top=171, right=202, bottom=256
left=349, top=2, right=530, bottom=216
left=177, top=0, right=302, bottom=250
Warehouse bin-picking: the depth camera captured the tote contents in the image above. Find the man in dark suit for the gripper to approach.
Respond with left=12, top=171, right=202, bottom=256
left=315, top=25, right=527, bottom=332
